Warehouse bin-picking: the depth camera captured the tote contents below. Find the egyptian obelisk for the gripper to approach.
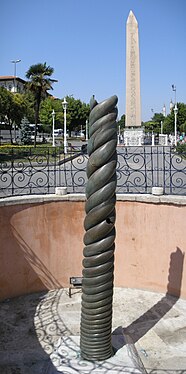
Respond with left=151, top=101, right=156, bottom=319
left=125, top=10, right=143, bottom=145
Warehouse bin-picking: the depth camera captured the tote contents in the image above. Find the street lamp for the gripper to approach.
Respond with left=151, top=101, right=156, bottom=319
left=174, top=104, right=178, bottom=146
left=11, top=59, right=21, bottom=92
left=62, top=97, right=68, bottom=154
left=52, top=109, right=55, bottom=147
left=85, top=119, right=88, bottom=141
left=172, top=84, right=176, bottom=105
left=172, top=84, right=178, bottom=146
left=160, top=120, right=163, bottom=134
left=162, top=104, right=166, bottom=117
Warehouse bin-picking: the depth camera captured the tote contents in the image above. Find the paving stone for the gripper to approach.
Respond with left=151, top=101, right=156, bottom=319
left=0, top=288, right=186, bottom=373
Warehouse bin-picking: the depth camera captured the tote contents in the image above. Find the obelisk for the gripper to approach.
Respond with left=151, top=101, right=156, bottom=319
left=125, top=10, right=143, bottom=145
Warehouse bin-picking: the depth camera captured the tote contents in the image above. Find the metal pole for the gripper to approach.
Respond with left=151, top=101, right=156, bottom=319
left=161, top=121, right=163, bottom=134
left=62, top=97, right=67, bottom=154
left=85, top=119, right=88, bottom=141
left=174, top=105, right=178, bottom=146
left=52, top=110, right=55, bottom=147
left=172, top=85, right=178, bottom=146
left=64, top=106, right=67, bottom=153
left=11, top=59, right=21, bottom=93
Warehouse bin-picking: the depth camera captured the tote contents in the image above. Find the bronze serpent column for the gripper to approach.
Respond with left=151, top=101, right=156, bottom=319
left=80, top=95, right=118, bottom=361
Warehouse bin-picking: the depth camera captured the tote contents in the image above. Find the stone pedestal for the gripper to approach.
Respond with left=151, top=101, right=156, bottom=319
left=124, top=128, right=144, bottom=146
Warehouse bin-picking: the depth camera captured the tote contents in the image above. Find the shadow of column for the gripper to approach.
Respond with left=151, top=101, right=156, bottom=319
left=113, top=247, right=185, bottom=345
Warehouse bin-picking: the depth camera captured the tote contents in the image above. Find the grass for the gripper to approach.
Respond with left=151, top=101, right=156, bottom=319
left=0, top=144, right=64, bottom=163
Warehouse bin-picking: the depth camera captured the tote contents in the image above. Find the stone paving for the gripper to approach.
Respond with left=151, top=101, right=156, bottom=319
left=0, top=288, right=186, bottom=373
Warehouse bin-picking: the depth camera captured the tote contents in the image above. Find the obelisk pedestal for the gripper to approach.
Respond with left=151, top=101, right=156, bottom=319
left=124, top=10, right=144, bottom=146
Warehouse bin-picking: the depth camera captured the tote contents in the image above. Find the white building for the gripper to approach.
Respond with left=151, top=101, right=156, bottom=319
left=0, top=76, right=26, bottom=93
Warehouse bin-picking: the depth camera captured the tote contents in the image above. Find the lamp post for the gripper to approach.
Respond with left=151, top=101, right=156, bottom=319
left=172, top=84, right=176, bottom=105
left=52, top=109, right=55, bottom=147
left=174, top=104, right=178, bottom=146
left=162, top=104, right=166, bottom=117
left=172, top=84, right=178, bottom=146
left=85, top=119, right=88, bottom=141
left=11, top=59, right=21, bottom=92
left=62, top=97, right=68, bottom=154
left=161, top=120, right=163, bottom=134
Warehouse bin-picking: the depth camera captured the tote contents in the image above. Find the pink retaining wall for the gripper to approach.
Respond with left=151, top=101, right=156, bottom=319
left=0, top=197, right=185, bottom=300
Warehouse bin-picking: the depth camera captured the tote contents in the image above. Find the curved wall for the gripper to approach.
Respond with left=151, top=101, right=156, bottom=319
left=0, top=194, right=185, bottom=300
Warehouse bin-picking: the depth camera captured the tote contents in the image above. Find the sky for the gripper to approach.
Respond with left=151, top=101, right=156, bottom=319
left=1, top=0, right=186, bottom=122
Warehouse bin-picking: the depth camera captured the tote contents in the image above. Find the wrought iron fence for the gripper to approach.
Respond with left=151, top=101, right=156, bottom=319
left=0, top=146, right=185, bottom=198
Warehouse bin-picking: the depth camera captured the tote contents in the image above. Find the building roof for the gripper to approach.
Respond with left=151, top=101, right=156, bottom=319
left=0, top=76, right=26, bottom=84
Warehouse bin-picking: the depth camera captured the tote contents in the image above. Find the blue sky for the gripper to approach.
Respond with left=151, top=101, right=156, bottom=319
left=1, top=0, right=186, bottom=121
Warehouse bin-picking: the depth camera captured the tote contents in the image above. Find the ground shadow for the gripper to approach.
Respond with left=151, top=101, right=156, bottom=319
left=0, top=291, right=60, bottom=374
left=113, top=247, right=185, bottom=346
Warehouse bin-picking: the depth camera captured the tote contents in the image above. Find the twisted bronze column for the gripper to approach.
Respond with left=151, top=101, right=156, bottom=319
left=80, top=95, right=118, bottom=361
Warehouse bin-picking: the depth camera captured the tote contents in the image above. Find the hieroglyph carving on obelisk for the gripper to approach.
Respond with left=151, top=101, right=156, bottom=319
left=126, top=10, right=141, bottom=127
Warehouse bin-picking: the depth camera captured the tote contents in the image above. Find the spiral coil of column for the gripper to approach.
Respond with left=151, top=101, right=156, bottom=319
left=80, top=95, right=118, bottom=361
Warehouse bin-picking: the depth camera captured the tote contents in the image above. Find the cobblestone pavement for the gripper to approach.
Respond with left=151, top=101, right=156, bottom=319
left=0, top=288, right=186, bottom=373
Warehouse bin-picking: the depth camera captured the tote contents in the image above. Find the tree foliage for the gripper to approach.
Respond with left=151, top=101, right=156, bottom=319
left=40, top=95, right=90, bottom=136
left=0, top=87, right=26, bottom=143
left=22, top=92, right=35, bottom=124
left=65, top=96, right=90, bottom=136
left=163, top=103, right=186, bottom=134
left=40, top=97, right=64, bottom=133
left=20, top=117, right=32, bottom=145
left=25, top=62, right=56, bottom=146
left=117, top=114, right=125, bottom=131
left=143, top=112, right=165, bottom=134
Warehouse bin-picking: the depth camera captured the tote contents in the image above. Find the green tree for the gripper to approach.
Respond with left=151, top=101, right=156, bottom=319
left=151, top=112, right=165, bottom=134
left=25, top=62, right=57, bottom=147
left=163, top=103, right=186, bottom=135
left=143, top=120, right=155, bottom=134
left=180, top=121, right=186, bottom=134
left=163, top=113, right=174, bottom=134
left=22, top=92, right=35, bottom=124
left=20, top=117, right=32, bottom=145
left=40, top=96, right=90, bottom=137
left=0, top=87, right=25, bottom=143
left=176, top=103, right=186, bottom=130
left=40, top=97, right=63, bottom=133
left=0, top=86, right=12, bottom=124
left=65, top=96, right=90, bottom=136
left=117, top=114, right=125, bottom=131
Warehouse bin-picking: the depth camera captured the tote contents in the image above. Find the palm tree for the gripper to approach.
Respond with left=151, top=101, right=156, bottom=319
left=26, top=62, right=57, bottom=147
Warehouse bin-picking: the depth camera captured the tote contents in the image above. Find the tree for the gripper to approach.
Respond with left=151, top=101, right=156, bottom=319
left=176, top=103, right=186, bottom=130
left=180, top=121, right=186, bottom=134
left=39, top=96, right=90, bottom=137
left=25, top=62, right=57, bottom=147
left=20, top=117, right=32, bottom=145
left=163, top=113, right=174, bottom=134
left=143, top=112, right=165, bottom=134
left=151, top=112, right=165, bottom=134
left=65, top=96, right=90, bottom=136
left=163, top=103, right=186, bottom=135
left=22, top=92, right=35, bottom=124
left=40, top=97, right=64, bottom=133
left=0, top=87, right=25, bottom=143
left=117, top=114, right=125, bottom=131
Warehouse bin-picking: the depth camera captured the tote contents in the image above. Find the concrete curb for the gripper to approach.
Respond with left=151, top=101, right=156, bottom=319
left=0, top=193, right=186, bottom=207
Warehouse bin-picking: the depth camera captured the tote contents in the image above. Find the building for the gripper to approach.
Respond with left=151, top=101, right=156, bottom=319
left=0, top=76, right=26, bottom=93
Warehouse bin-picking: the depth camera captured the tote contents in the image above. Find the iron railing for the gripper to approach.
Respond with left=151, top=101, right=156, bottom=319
left=0, top=146, right=185, bottom=198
